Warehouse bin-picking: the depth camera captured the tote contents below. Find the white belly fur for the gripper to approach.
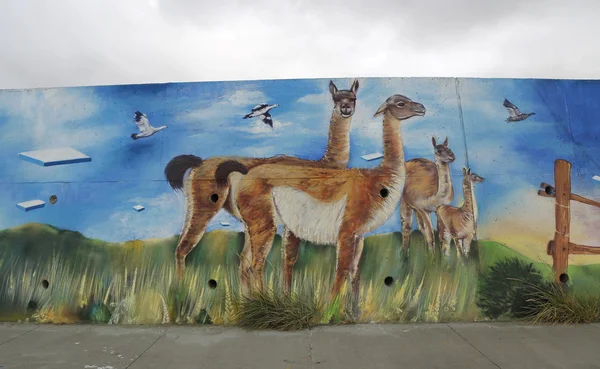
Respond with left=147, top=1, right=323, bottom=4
left=271, top=186, right=347, bottom=245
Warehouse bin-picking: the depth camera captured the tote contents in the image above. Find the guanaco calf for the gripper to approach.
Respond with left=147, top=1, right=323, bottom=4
left=436, top=167, right=484, bottom=258
left=400, top=137, right=456, bottom=254
left=225, top=94, right=426, bottom=302
left=164, top=80, right=360, bottom=281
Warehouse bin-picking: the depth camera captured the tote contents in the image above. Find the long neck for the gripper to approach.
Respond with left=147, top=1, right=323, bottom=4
left=461, top=179, right=476, bottom=220
left=434, top=157, right=452, bottom=198
left=380, top=111, right=405, bottom=171
left=319, top=111, right=352, bottom=167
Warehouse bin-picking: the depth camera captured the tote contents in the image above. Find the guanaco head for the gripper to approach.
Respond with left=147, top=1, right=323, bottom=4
left=462, top=167, right=485, bottom=184
left=373, top=94, right=426, bottom=120
left=432, top=136, right=455, bottom=163
left=329, top=79, right=359, bottom=118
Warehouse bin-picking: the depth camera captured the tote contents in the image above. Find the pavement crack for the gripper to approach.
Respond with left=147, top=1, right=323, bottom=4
left=446, top=324, right=501, bottom=369
left=0, top=325, right=39, bottom=346
left=124, top=326, right=170, bottom=369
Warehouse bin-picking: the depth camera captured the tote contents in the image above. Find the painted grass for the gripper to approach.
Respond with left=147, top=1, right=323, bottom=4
left=1, top=223, right=598, bottom=325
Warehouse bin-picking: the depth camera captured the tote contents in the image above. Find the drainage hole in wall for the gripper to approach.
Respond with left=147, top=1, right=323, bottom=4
left=210, top=194, right=219, bottom=203
left=384, top=276, right=394, bottom=286
left=49, top=195, right=58, bottom=204
left=41, top=279, right=50, bottom=289
left=559, top=273, right=569, bottom=284
left=27, top=300, right=38, bottom=310
left=380, top=188, right=389, bottom=198
left=208, top=279, right=218, bottom=289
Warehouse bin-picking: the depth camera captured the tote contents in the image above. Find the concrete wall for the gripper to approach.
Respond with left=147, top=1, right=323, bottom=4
left=0, top=77, right=599, bottom=324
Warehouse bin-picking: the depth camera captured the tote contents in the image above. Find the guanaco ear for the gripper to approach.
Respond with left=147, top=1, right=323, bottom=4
left=467, top=168, right=472, bottom=175
left=462, top=166, right=467, bottom=175
left=443, top=136, right=448, bottom=147
left=373, top=102, right=387, bottom=117
left=329, top=80, right=338, bottom=97
left=351, top=79, right=359, bottom=95
left=432, top=137, right=437, bottom=147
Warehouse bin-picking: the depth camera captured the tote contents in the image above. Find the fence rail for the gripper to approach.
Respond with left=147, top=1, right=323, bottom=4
left=537, top=159, right=600, bottom=283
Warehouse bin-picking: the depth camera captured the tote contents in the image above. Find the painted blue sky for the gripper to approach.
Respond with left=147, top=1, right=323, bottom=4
left=0, top=77, right=599, bottom=252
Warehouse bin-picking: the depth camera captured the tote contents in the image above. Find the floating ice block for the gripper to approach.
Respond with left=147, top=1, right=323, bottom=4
left=17, top=199, right=46, bottom=212
left=133, top=205, right=145, bottom=212
left=361, top=152, right=384, bottom=161
left=18, top=147, right=92, bottom=167
left=593, top=175, right=600, bottom=182
left=220, top=222, right=230, bottom=226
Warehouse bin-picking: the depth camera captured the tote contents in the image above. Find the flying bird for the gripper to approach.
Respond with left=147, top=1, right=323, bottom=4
left=503, top=99, right=535, bottom=123
left=243, top=103, right=279, bottom=128
left=131, top=111, right=167, bottom=140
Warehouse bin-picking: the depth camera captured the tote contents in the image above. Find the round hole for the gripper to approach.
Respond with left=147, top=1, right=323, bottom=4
left=559, top=273, right=569, bottom=284
left=380, top=188, right=389, bottom=198
left=210, top=194, right=219, bottom=203
left=545, top=186, right=554, bottom=195
left=208, top=279, right=217, bottom=289
left=41, top=279, right=49, bottom=289
left=384, top=276, right=394, bottom=286
left=27, top=300, right=38, bottom=310
left=49, top=195, right=57, bottom=204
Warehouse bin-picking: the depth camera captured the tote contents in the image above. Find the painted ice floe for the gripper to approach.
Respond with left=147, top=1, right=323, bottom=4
left=132, top=205, right=145, bottom=212
left=18, top=147, right=91, bottom=167
left=593, top=175, right=600, bottom=182
left=361, top=152, right=384, bottom=161
left=220, top=221, right=230, bottom=226
left=16, top=199, right=45, bottom=212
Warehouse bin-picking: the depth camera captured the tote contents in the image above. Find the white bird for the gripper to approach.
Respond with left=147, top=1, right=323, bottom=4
left=131, top=111, right=167, bottom=140
left=243, top=103, right=279, bottom=128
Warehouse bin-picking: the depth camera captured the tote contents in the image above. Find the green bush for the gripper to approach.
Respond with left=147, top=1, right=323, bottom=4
left=477, top=257, right=548, bottom=319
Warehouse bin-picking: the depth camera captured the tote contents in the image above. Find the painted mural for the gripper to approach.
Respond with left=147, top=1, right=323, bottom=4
left=1, top=77, right=599, bottom=325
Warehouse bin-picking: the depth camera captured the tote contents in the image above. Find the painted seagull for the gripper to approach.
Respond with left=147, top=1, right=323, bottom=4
left=131, top=111, right=167, bottom=140
left=243, top=103, right=279, bottom=128
left=503, top=98, right=535, bottom=123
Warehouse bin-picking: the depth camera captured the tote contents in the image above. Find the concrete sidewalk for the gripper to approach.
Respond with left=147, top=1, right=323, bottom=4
left=1, top=322, right=600, bottom=369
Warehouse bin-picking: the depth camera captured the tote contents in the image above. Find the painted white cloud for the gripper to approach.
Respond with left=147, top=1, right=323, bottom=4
left=177, top=88, right=268, bottom=122
left=0, top=88, right=120, bottom=150
left=85, top=192, right=184, bottom=242
left=297, top=92, right=329, bottom=105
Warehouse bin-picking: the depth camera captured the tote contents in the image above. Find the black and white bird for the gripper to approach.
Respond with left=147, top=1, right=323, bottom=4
left=131, top=111, right=167, bottom=140
left=503, top=99, right=535, bottom=123
left=243, top=103, right=279, bottom=128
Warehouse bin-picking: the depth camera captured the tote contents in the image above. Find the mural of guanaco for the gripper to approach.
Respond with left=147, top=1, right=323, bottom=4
left=400, top=137, right=456, bottom=254
left=436, top=167, right=484, bottom=258
left=224, top=94, right=426, bottom=302
left=164, top=79, right=360, bottom=280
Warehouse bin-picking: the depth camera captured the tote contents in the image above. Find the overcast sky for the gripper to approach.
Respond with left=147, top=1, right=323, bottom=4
left=1, top=0, right=600, bottom=90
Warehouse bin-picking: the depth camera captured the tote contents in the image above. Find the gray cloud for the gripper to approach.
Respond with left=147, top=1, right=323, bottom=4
left=0, top=0, right=599, bottom=89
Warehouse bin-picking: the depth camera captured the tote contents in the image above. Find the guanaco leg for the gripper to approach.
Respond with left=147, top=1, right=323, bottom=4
left=400, top=200, right=413, bottom=253
left=281, top=226, right=301, bottom=294
left=330, top=233, right=359, bottom=302
left=415, top=208, right=435, bottom=252
left=349, top=236, right=365, bottom=318
left=239, top=230, right=253, bottom=296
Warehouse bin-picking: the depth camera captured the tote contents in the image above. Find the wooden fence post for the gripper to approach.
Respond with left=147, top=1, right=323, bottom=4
left=553, top=159, right=571, bottom=283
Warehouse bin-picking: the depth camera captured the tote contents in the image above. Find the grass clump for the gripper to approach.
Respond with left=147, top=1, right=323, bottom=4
left=231, top=289, right=320, bottom=331
left=523, top=283, right=600, bottom=325
left=477, top=257, right=548, bottom=320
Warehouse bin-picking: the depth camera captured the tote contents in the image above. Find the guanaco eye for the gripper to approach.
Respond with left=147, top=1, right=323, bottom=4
left=397, top=102, right=405, bottom=107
